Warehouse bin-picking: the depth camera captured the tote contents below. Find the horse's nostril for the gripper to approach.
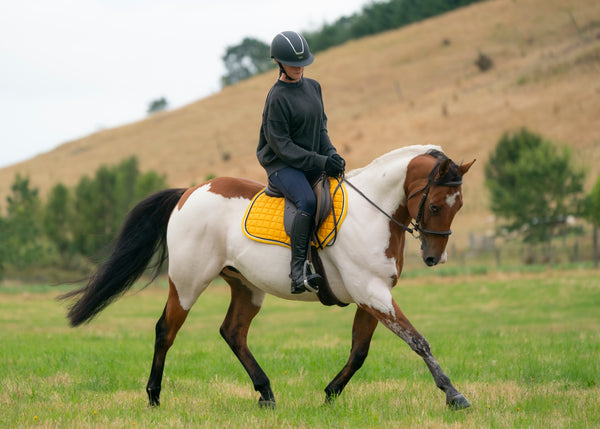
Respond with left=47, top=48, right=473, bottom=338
left=425, top=256, right=438, bottom=266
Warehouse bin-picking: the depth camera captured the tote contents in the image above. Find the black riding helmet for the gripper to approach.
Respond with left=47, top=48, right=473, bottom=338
left=270, top=31, right=314, bottom=67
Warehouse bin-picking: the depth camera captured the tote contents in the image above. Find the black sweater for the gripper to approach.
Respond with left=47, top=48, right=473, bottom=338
left=257, top=77, right=338, bottom=177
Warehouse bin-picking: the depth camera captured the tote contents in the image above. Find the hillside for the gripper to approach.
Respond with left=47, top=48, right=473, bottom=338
left=1, top=0, right=599, bottom=247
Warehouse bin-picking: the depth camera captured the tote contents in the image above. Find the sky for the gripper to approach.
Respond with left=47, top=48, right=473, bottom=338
left=0, top=0, right=371, bottom=168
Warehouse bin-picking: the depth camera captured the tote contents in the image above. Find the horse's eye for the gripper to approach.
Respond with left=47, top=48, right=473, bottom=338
left=430, top=203, right=441, bottom=214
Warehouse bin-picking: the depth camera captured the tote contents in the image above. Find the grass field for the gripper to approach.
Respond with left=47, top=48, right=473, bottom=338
left=1, top=269, right=599, bottom=428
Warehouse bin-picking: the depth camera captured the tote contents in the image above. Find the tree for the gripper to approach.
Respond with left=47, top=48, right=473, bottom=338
left=0, top=216, right=8, bottom=278
left=148, top=97, right=168, bottom=114
left=71, top=157, right=167, bottom=258
left=0, top=157, right=169, bottom=278
left=135, top=171, right=168, bottom=201
left=587, top=176, right=600, bottom=224
left=3, top=174, right=44, bottom=269
left=306, top=0, right=484, bottom=53
left=221, top=38, right=274, bottom=86
left=114, top=157, right=140, bottom=228
left=44, top=183, right=73, bottom=260
left=485, top=128, right=586, bottom=246
left=72, top=175, right=103, bottom=257
left=71, top=163, right=125, bottom=257
left=584, top=175, right=600, bottom=267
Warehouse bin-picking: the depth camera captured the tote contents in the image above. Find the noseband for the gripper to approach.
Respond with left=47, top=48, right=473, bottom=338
left=342, top=159, right=462, bottom=240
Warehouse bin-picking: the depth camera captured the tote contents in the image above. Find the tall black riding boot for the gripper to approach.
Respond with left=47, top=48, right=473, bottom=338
left=289, top=211, right=322, bottom=294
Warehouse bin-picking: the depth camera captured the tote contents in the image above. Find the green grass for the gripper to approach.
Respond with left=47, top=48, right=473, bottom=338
left=1, top=270, right=599, bottom=428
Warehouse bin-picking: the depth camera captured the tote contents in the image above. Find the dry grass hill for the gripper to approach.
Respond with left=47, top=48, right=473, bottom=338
left=1, top=0, right=599, bottom=249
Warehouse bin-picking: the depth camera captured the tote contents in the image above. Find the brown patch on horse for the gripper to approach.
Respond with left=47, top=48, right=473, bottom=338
left=208, top=177, right=264, bottom=200
left=385, top=153, right=475, bottom=281
left=405, top=154, right=436, bottom=204
left=385, top=204, right=410, bottom=286
left=383, top=153, right=437, bottom=285
left=177, top=177, right=265, bottom=210
left=219, top=268, right=262, bottom=340
left=165, top=277, right=190, bottom=346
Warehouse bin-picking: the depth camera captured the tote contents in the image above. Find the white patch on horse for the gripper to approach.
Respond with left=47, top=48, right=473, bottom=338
left=440, top=249, right=448, bottom=264
left=353, top=280, right=395, bottom=317
left=445, top=191, right=460, bottom=208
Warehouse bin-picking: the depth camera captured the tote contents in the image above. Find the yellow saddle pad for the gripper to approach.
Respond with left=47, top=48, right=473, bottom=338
left=243, top=179, right=347, bottom=248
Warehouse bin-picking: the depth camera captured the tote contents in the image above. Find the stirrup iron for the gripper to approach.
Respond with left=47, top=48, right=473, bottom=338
left=302, top=259, right=320, bottom=293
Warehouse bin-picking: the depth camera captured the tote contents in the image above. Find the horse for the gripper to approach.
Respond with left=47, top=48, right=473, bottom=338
left=60, top=145, right=475, bottom=410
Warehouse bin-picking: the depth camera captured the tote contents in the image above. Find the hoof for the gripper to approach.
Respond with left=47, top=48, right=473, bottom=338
left=258, top=398, right=276, bottom=409
left=447, top=393, right=471, bottom=410
left=147, top=387, right=161, bottom=407
left=324, top=392, right=339, bottom=405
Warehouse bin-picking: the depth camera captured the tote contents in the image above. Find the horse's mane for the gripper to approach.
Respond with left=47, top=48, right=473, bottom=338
left=345, top=145, right=441, bottom=178
left=425, top=149, right=447, bottom=162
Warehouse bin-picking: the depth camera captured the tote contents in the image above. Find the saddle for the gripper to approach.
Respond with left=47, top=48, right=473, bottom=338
left=264, top=175, right=337, bottom=247
left=242, top=175, right=348, bottom=307
left=243, top=175, right=347, bottom=249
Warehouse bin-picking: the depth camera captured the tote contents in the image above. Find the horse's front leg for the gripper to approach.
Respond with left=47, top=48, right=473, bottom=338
left=364, top=298, right=471, bottom=410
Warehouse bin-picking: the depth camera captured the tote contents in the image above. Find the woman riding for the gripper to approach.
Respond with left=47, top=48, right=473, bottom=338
left=256, top=31, right=346, bottom=294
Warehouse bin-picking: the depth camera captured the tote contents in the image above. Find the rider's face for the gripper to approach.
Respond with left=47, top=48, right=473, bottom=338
left=280, top=63, right=304, bottom=82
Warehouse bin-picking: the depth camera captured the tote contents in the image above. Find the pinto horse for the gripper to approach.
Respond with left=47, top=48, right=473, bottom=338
left=61, top=145, right=474, bottom=410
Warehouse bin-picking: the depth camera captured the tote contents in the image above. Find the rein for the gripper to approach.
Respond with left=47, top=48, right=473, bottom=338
left=341, top=162, right=463, bottom=239
left=341, top=177, right=417, bottom=237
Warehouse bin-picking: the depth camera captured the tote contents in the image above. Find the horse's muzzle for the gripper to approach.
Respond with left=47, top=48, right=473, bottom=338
left=425, top=256, right=438, bottom=266
left=421, top=249, right=447, bottom=266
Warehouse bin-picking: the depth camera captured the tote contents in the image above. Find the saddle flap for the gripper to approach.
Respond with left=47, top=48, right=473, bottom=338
left=312, top=175, right=332, bottom=232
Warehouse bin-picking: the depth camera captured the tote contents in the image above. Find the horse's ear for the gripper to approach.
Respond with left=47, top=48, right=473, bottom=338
left=436, top=159, right=451, bottom=180
left=460, top=159, right=476, bottom=176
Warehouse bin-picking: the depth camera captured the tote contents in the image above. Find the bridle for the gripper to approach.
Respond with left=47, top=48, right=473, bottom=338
left=341, top=160, right=462, bottom=240
left=405, top=170, right=462, bottom=237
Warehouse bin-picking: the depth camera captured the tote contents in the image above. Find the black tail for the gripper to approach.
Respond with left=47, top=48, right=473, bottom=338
left=59, top=188, right=187, bottom=326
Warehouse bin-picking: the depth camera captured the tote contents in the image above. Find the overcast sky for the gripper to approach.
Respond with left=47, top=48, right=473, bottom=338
left=0, top=0, right=371, bottom=168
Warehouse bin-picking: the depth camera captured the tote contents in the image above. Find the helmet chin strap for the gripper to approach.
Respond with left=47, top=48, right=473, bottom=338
left=277, top=61, right=298, bottom=82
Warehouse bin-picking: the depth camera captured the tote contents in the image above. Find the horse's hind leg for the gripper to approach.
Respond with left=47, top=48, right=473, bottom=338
left=146, top=278, right=189, bottom=406
left=219, top=268, right=274, bottom=408
left=365, top=299, right=471, bottom=409
left=325, top=307, right=378, bottom=402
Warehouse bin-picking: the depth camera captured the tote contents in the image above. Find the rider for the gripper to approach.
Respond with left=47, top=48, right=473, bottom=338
left=257, top=31, right=346, bottom=294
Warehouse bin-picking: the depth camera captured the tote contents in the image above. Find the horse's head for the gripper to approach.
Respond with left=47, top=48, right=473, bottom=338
left=405, top=150, right=475, bottom=266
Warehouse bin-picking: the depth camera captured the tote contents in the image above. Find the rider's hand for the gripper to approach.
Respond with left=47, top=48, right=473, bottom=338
left=325, top=154, right=345, bottom=177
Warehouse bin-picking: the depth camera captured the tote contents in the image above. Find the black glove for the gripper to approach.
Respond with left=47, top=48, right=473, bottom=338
left=325, top=154, right=346, bottom=177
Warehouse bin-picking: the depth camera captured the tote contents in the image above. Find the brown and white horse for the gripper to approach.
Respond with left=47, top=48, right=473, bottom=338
left=61, top=145, right=474, bottom=410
